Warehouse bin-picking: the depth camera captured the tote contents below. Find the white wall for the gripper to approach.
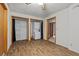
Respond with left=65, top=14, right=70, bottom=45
left=68, top=4, right=79, bottom=53
left=46, top=4, right=79, bottom=53
left=56, top=9, right=69, bottom=48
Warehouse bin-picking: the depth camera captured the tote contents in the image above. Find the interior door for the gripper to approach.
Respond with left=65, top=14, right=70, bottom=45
left=0, top=4, right=4, bottom=55
left=34, top=22, right=41, bottom=39
left=48, top=22, right=53, bottom=39
left=51, top=23, right=53, bottom=37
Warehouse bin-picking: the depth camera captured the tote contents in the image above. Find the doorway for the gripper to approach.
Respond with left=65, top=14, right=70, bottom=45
left=47, top=17, right=56, bottom=43
left=31, top=19, right=43, bottom=40
left=11, top=16, right=28, bottom=46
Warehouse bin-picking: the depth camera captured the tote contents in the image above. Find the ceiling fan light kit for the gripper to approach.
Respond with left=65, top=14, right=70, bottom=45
left=25, top=3, right=47, bottom=10
left=41, top=3, right=46, bottom=10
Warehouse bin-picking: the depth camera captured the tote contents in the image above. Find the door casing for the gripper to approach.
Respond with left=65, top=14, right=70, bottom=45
left=47, top=17, right=56, bottom=43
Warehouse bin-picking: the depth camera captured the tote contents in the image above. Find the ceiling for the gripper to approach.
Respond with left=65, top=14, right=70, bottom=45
left=7, top=3, right=72, bottom=18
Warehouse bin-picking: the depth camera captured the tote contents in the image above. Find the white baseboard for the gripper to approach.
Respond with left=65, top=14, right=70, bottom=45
left=69, top=48, right=79, bottom=53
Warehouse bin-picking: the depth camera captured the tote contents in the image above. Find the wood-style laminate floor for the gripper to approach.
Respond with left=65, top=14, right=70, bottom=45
left=6, top=40, right=79, bottom=56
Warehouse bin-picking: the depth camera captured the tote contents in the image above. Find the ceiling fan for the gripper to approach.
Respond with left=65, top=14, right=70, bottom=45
left=25, top=3, right=47, bottom=10
left=25, top=3, right=31, bottom=5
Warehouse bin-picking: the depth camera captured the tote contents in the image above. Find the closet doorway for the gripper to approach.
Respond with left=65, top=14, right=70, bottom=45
left=47, top=17, right=56, bottom=43
left=11, top=16, right=29, bottom=46
left=31, top=19, right=43, bottom=40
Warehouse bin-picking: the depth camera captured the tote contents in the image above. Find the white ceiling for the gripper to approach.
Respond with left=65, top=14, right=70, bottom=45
left=7, top=3, right=72, bottom=18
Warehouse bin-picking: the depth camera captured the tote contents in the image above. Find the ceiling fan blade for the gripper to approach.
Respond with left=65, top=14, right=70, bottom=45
left=41, top=3, right=46, bottom=10
left=25, top=3, right=31, bottom=5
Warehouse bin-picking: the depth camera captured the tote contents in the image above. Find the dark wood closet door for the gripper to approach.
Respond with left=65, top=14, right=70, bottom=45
left=48, top=23, right=50, bottom=39
left=48, top=22, right=53, bottom=39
